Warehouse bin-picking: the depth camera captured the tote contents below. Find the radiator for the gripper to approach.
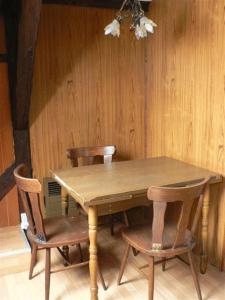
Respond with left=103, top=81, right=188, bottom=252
left=43, top=177, right=78, bottom=217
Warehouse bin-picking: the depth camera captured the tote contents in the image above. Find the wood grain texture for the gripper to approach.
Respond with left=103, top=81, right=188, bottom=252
left=0, top=63, right=14, bottom=173
left=0, top=162, right=16, bottom=200
left=0, top=16, right=6, bottom=53
left=15, top=0, right=42, bottom=130
left=52, top=157, right=220, bottom=206
left=0, top=16, right=19, bottom=227
left=42, top=0, right=150, bottom=11
left=1, top=226, right=225, bottom=300
left=146, top=0, right=225, bottom=268
left=30, top=2, right=225, bottom=268
left=30, top=5, right=146, bottom=181
left=0, top=225, right=30, bottom=276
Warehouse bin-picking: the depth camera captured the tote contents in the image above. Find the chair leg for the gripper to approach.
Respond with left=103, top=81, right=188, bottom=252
left=29, top=243, right=38, bottom=279
left=110, top=215, right=114, bottom=236
left=111, top=211, right=130, bottom=236
left=132, top=248, right=139, bottom=256
left=162, top=257, right=166, bottom=272
left=123, top=212, right=139, bottom=257
left=45, top=248, right=51, bottom=300
left=97, top=260, right=107, bottom=290
left=117, top=244, right=131, bottom=285
left=148, top=256, right=154, bottom=300
left=123, top=211, right=129, bottom=227
left=220, top=227, right=225, bottom=272
left=77, top=243, right=83, bottom=262
left=62, top=245, right=69, bottom=266
left=187, top=250, right=202, bottom=300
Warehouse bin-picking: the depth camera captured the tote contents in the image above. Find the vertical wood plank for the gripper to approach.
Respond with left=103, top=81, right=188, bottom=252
left=0, top=16, right=19, bottom=227
left=30, top=5, right=146, bottom=181
left=0, top=16, right=6, bottom=53
left=29, top=2, right=225, bottom=268
left=146, top=0, right=225, bottom=268
left=6, top=187, right=20, bottom=226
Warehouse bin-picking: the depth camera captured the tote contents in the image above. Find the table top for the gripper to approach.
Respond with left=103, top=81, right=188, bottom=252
left=51, top=156, right=222, bottom=207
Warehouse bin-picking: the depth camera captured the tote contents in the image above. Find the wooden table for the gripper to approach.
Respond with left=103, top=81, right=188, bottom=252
left=51, top=156, right=222, bottom=300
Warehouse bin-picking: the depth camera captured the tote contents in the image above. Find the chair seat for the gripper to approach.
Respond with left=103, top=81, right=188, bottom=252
left=122, top=223, right=195, bottom=256
left=28, top=215, right=89, bottom=247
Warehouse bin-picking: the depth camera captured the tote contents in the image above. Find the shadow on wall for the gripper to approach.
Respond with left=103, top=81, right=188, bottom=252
left=29, top=4, right=148, bottom=176
left=30, top=5, right=114, bottom=124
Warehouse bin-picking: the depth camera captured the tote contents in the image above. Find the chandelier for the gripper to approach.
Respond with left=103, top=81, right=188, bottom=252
left=104, top=0, right=157, bottom=40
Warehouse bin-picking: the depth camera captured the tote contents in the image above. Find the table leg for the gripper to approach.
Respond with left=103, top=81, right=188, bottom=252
left=89, top=206, right=98, bottom=300
left=200, top=183, right=210, bottom=274
left=61, top=187, right=69, bottom=216
left=220, top=224, right=225, bottom=271
left=61, top=188, right=69, bottom=265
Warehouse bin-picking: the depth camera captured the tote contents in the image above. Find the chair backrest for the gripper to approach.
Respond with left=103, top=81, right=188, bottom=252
left=66, top=145, right=116, bottom=167
left=147, top=178, right=209, bottom=251
left=14, top=164, right=46, bottom=242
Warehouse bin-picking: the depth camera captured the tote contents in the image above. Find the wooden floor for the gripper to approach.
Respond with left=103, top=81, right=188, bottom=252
left=0, top=226, right=30, bottom=276
left=1, top=225, right=225, bottom=300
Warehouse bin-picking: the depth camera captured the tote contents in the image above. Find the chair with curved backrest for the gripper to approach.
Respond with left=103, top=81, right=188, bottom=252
left=117, top=178, right=209, bottom=300
left=67, top=145, right=116, bottom=167
left=14, top=164, right=106, bottom=300
left=66, top=145, right=131, bottom=235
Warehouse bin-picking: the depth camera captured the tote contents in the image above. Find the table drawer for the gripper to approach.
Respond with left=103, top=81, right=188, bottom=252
left=97, top=194, right=149, bottom=216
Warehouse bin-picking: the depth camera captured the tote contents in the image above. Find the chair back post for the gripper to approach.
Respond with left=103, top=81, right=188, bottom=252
left=14, top=164, right=47, bottom=242
left=147, top=178, right=209, bottom=251
left=67, top=145, right=116, bottom=167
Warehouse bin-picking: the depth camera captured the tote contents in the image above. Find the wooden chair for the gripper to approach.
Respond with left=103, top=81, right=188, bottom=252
left=66, top=145, right=130, bottom=234
left=117, top=179, right=209, bottom=300
left=14, top=164, right=106, bottom=300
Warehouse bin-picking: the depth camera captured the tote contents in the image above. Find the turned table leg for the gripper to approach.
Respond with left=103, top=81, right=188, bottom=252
left=200, top=183, right=210, bottom=274
left=89, top=206, right=98, bottom=300
left=61, top=187, right=69, bottom=216
left=220, top=224, right=225, bottom=272
left=61, top=187, right=69, bottom=265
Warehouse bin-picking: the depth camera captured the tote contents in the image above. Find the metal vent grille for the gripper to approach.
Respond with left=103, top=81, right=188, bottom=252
left=43, top=177, right=78, bottom=218
left=47, top=181, right=61, bottom=197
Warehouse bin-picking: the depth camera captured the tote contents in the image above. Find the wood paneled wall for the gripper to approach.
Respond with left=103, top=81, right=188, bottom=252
left=30, top=2, right=225, bottom=267
left=146, top=0, right=225, bottom=267
left=0, top=16, right=19, bottom=227
left=30, top=5, right=146, bottom=180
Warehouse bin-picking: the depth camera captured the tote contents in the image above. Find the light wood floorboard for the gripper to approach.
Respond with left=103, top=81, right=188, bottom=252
left=1, top=226, right=225, bottom=300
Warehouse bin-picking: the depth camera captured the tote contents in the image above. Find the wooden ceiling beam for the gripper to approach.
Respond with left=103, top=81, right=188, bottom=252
left=15, top=0, right=42, bottom=131
left=0, top=0, right=41, bottom=202
left=3, top=0, right=42, bottom=183
left=43, top=0, right=150, bottom=11
left=4, top=0, right=41, bottom=131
